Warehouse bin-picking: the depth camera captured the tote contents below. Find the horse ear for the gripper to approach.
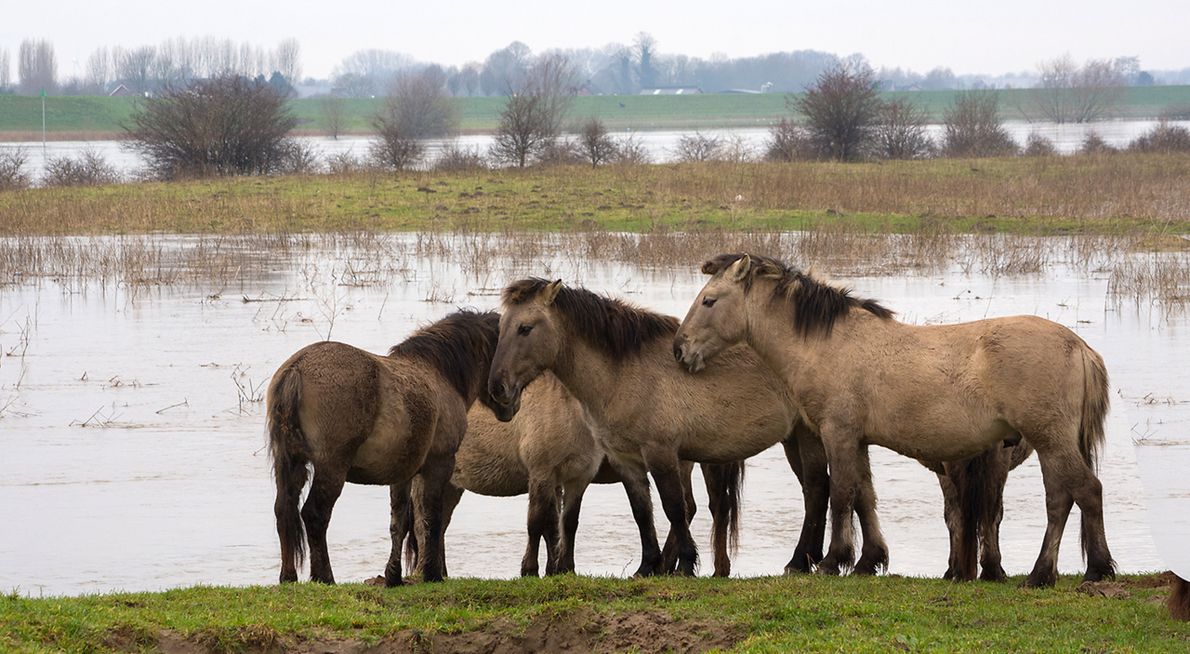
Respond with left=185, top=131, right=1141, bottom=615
left=541, top=279, right=563, bottom=305
left=729, top=255, right=752, bottom=283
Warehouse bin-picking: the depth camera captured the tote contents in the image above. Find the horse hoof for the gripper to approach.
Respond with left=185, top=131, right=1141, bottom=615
left=815, top=561, right=842, bottom=576
left=853, top=562, right=879, bottom=576
left=979, top=567, right=1008, bottom=583
left=1021, top=573, right=1056, bottom=589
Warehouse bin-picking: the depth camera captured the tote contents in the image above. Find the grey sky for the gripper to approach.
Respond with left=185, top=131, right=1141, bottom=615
left=2, top=0, right=1187, bottom=79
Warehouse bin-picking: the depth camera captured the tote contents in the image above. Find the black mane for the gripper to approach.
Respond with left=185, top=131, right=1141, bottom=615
left=389, top=309, right=501, bottom=399
left=702, top=253, right=894, bottom=338
left=503, top=278, right=678, bottom=358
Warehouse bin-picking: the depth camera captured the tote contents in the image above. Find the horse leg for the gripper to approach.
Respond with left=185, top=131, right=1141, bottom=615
left=647, top=451, right=698, bottom=576
left=1024, top=450, right=1074, bottom=588
left=415, top=455, right=454, bottom=583
left=613, top=458, right=663, bottom=576
left=1061, top=453, right=1115, bottom=581
left=302, top=468, right=347, bottom=584
left=699, top=463, right=728, bottom=577
left=522, top=479, right=559, bottom=577
left=543, top=485, right=563, bottom=576
left=853, top=446, right=889, bottom=575
left=935, top=469, right=967, bottom=581
left=384, top=481, right=413, bottom=587
left=554, top=478, right=590, bottom=575
left=437, top=482, right=464, bottom=579
left=817, top=428, right=860, bottom=575
left=978, top=449, right=1011, bottom=582
left=783, top=427, right=829, bottom=574
left=661, top=461, right=697, bottom=574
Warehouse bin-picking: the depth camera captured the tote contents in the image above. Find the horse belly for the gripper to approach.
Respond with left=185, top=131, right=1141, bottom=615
left=872, top=418, right=1013, bottom=462
left=347, top=424, right=424, bottom=485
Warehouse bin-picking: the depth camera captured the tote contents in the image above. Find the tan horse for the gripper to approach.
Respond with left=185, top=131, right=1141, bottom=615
left=268, top=309, right=502, bottom=585
left=674, top=254, right=1114, bottom=587
left=486, top=278, right=874, bottom=576
left=405, top=374, right=746, bottom=578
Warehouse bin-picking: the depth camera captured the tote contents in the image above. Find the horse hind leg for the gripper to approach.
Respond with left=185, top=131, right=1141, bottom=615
left=978, top=448, right=1012, bottom=582
left=816, top=428, right=861, bottom=576
left=302, top=468, right=348, bottom=584
left=415, top=455, right=456, bottom=583
left=853, top=446, right=889, bottom=576
left=614, top=459, right=663, bottom=577
left=661, top=461, right=698, bottom=574
left=703, top=462, right=742, bottom=578
left=647, top=451, right=698, bottom=576
left=384, top=481, right=413, bottom=587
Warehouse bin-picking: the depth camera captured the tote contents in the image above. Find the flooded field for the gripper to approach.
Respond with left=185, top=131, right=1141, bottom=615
left=1, top=232, right=1187, bottom=596
left=4, top=119, right=1189, bottom=180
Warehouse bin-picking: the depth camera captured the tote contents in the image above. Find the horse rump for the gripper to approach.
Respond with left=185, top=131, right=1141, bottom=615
left=267, top=363, right=310, bottom=581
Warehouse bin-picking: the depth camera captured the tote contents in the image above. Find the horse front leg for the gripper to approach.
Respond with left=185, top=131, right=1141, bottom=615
left=646, top=450, right=698, bottom=576
left=817, top=427, right=860, bottom=575
left=783, top=426, right=828, bottom=574
left=415, top=454, right=455, bottom=583
left=554, top=478, right=590, bottom=575
left=661, top=461, right=697, bottom=573
left=384, top=481, right=413, bottom=586
left=611, top=457, right=663, bottom=576
left=522, top=479, right=560, bottom=577
left=853, top=445, right=889, bottom=575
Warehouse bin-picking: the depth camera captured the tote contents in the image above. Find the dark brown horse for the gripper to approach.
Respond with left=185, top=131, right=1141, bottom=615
left=268, top=309, right=502, bottom=585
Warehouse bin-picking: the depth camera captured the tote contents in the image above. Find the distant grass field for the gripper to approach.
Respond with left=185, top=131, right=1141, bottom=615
left=2, top=155, right=1188, bottom=237
left=2, top=86, right=1189, bottom=140
left=1, top=574, right=1186, bottom=653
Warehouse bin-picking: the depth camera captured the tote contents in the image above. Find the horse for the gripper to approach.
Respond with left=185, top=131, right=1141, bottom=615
left=673, top=254, right=1115, bottom=587
left=403, top=372, right=747, bottom=578
left=268, top=309, right=502, bottom=585
left=486, top=278, right=880, bottom=577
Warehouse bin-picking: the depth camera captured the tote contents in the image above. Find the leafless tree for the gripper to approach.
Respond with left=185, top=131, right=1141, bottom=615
left=84, top=47, right=112, bottom=92
left=18, top=39, right=57, bottom=94
left=671, top=132, right=724, bottom=162
left=0, top=147, right=31, bottom=191
left=125, top=76, right=298, bottom=179
left=1031, top=55, right=1127, bottom=123
left=578, top=117, right=617, bottom=167
left=634, top=32, right=658, bottom=89
left=795, top=61, right=881, bottom=160
left=118, top=46, right=157, bottom=93
left=1129, top=121, right=1190, bottom=153
left=376, top=70, right=458, bottom=139
left=0, top=48, right=11, bottom=90
left=41, top=149, right=121, bottom=187
left=320, top=96, right=346, bottom=139
left=490, top=54, right=575, bottom=167
left=1023, top=132, right=1057, bottom=156
left=272, top=38, right=302, bottom=85
left=612, top=133, right=651, bottom=164
left=333, top=49, right=415, bottom=97
left=941, top=91, right=1018, bottom=158
left=765, top=119, right=814, bottom=161
left=873, top=98, right=934, bottom=159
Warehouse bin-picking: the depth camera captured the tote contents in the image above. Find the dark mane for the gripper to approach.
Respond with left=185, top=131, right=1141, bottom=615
left=389, top=309, right=501, bottom=399
left=703, top=253, right=894, bottom=338
left=503, top=278, right=679, bottom=358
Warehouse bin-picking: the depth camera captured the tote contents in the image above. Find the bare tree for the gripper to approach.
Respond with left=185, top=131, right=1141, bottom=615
left=0, top=147, right=30, bottom=191
left=873, top=98, right=934, bottom=159
left=1031, top=55, right=1127, bottom=123
left=84, top=47, right=112, bottom=92
left=634, top=32, right=658, bottom=89
left=320, top=96, right=346, bottom=139
left=272, top=38, right=302, bottom=85
left=126, top=76, right=298, bottom=179
left=795, top=62, right=881, bottom=161
left=0, top=48, right=13, bottom=91
left=118, top=46, right=157, bottom=93
left=671, top=132, right=724, bottom=162
left=42, top=149, right=121, bottom=187
left=578, top=117, right=617, bottom=167
left=490, top=54, right=575, bottom=167
left=765, top=119, right=814, bottom=161
left=1023, top=132, right=1057, bottom=156
left=941, top=91, right=1018, bottom=157
left=18, top=39, right=57, bottom=94
left=375, top=70, right=458, bottom=139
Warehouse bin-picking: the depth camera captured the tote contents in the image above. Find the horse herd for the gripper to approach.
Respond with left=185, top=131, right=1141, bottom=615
left=267, top=253, right=1116, bottom=590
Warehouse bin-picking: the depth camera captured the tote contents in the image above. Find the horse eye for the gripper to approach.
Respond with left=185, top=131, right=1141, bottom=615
left=702, top=296, right=717, bottom=308
left=517, top=324, right=533, bottom=336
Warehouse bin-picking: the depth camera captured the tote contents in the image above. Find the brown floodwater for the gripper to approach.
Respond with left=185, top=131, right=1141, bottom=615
left=0, top=234, right=1186, bottom=596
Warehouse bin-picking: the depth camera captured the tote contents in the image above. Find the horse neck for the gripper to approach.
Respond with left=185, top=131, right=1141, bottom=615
left=549, top=326, right=654, bottom=422
left=743, top=288, right=814, bottom=382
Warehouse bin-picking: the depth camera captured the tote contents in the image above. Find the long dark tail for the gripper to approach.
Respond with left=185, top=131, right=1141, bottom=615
left=268, top=363, right=309, bottom=578
left=1078, top=347, right=1111, bottom=563
left=402, top=483, right=419, bottom=573
left=1169, top=574, right=1190, bottom=621
left=705, top=461, right=746, bottom=555
left=948, top=455, right=985, bottom=582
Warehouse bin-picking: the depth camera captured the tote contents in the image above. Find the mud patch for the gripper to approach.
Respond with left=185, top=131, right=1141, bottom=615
left=143, top=608, right=742, bottom=654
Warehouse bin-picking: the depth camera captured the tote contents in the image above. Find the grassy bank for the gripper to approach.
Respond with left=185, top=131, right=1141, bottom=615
left=2, top=155, right=1188, bottom=237
left=2, top=86, right=1190, bottom=140
left=2, top=574, right=1185, bottom=652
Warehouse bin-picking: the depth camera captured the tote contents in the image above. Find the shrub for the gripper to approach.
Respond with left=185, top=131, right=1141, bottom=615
left=671, top=132, right=724, bottom=162
left=578, top=117, right=617, bottom=167
left=765, top=119, right=815, bottom=162
left=432, top=143, right=489, bottom=172
left=873, top=99, right=934, bottom=160
left=325, top=151, right=371, bottom=175
left=1079, top=131, right=1116, bottom=155
left=1128, top=121, right=1190, bottom=153
left=126, top=76, right=298, bottom=179
left=41, top=149, right=121, bottom=187
left=368, top=131, right=424, bottom=171
left=941, top=91, right=1018, bottom=158
left=1023, top=132, right=1057, bottom=157
left=612, top=134, right=651, bottom=165
left=0, top=147, right=31, bottom=191
left=275, top=140, right=322, bottom=175
left=537, top=138, right=586, bottom=166
left=795, top=62, right=881, bottom=161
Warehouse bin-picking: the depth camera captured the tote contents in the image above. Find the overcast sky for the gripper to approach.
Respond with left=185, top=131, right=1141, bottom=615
left=2, top=0, right=1187, bottom=79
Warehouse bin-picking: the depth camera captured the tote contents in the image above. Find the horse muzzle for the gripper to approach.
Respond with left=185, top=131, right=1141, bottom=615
left=672, top=337, right=706, bottom=373
left=487, top=377, right=523, bottom=421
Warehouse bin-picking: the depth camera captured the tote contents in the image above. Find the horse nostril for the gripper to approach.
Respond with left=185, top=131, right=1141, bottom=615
left=673, top=341, right=683, bottom=362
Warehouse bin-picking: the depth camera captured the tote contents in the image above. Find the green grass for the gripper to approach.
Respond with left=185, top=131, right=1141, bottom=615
left=1, top=574, right=1185, bottom=653
left=3, top=86, right=1190, bottom=139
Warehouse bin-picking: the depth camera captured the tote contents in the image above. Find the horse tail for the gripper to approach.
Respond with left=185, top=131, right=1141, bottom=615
left=268, top=362, right=309, bottom=578
left=1169, top=574, right=1190, bottom=621
left=402, top=483, right=419, bottom=573
left=949, top=455, right=985, bottom=581
left=1078, top=346, right=1110, bottom=563
left=706, top=461, right=746, bottom=555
